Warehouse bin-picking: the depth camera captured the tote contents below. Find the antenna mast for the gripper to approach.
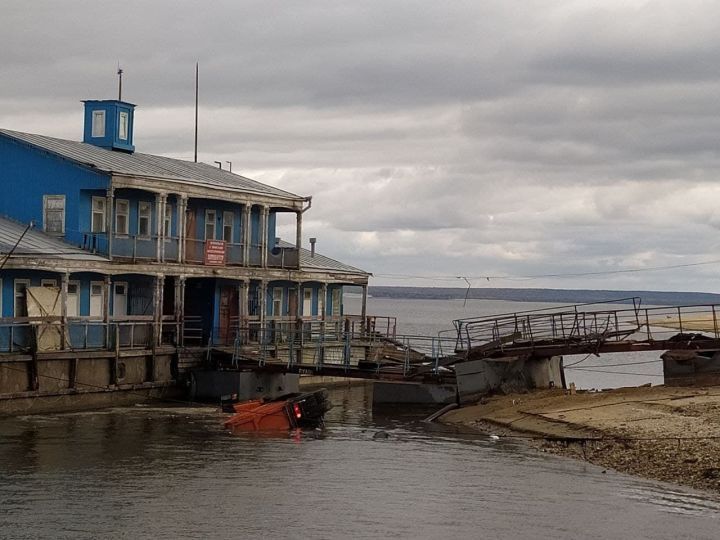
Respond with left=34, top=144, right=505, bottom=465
left=194, top=62, right=199, bottom=163
left=117, top=65, right=123, bottom=101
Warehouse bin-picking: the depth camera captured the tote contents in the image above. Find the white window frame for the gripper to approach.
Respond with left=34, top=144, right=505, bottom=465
left=91, top=196, right=106, bottom=233
left=138, top=201, right=151, bottom=238
left=67, top=281, right=80, bottom=318
left=43, top=195, right=66, bottom=235
left=118, top=111, right=129, bottom=141
left=115, top=199, right=129, bottom=235
left=14, top=279, right=31, bottom=317
left=205, top=210, right=217, bottom=241
left=92, top=110, right=105, bottom=137
left=41, top=279, right=58, bottom=288
left=222, top=211, right=234, bottom=243
left=164, top=204, right=173, bottom=239
left=272, top=287, right=284, bottom=317
left=303, top=287, right=313, bottom=317
left=89, top=281, right=104, bottom=318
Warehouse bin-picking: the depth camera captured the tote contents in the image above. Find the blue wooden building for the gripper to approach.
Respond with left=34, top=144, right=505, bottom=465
left=0, top=97, right=371, bottom=413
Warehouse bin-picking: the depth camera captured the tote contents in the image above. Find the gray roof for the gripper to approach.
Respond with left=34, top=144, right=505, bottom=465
left=278, top=240, right=369, bottom=276
left=0, top=129, right=304, bottom=202
left=0, top=217, right=106, bottom=261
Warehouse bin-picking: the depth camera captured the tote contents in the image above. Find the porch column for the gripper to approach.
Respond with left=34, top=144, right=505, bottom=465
left=295, top=210, right=302, bottom=250
left=175, top=276, right=186, bottom=347
left=361, top=284, right=368, bottom=335
left=106, top=187, right=114, bottom=261
left=60, top=272, right=69, bottom=349
left=155, top=193, right=164, bottom=262
left=155, top=275, right=165, bottom=346
left=160, top=193, right=169, bottom=262
left=260, top=205, right=269, bottom=267
left=104, top=275, right=112, bottom=349
left=243, top=203, right=251, bottom=266
left=320, top=283, right=328, bottom=336
left=259, top=280, right=267, bottom=327
left=178, top=195, right=188, bottom=263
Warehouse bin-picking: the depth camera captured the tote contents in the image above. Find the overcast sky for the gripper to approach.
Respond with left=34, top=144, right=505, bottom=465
left=2, top=1, right=720, bottom=292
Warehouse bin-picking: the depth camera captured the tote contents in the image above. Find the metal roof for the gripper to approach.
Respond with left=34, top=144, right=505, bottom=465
left=278, top=240, right=369, bottom=276
left=0, top=129, right=304, bottom=202
left=0, top=217, right=106, bottom=261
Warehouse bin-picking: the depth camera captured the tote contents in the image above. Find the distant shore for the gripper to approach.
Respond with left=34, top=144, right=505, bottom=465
left=364, top=286, right=720, bottom=307
left=441, top=386, right=720, bottom=493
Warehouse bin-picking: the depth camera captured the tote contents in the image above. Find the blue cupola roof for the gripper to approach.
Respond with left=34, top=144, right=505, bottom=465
left=82, top=99, right=135, bottom=153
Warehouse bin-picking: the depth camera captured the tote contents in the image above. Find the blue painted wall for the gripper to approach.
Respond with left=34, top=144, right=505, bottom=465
left=189, top=200, right=246, bottom=243
left=82, top=100, right=135, bottom=153
left=0, top=134, right=110, bottom=246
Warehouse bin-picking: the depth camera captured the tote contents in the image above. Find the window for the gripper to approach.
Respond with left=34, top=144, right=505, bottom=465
left=67, top=281, right=80, bottom=317
left=43, top=195, right=65, bottom=235
left=205, top=210, right=217, bottom=240
left=115, top=199, right=129, bottom=235
left=303, top=288, right=313, bottom=316
left=138, top=201, right=151, bottom=238
left=92, top=110, right=105, bottom=137
left=14, top=279, right=30, bottom=317
left=222, top=211, right=233, bottom=243
left=118, top=111, right=129, bottom=140
left=41, top=279, right=57, bottom=288
left=89, top=281, right=104, bottom=317
left=91, top=196, right=106, bottom=233
left=113, top=282, right=128, bottom=317
left=272, top=287, right=283, bottom=316
left=164, top=205, right=173, bottom=238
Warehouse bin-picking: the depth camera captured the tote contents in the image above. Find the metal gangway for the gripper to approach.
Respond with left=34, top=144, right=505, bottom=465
left=201, top=317, right=460, bottom=383
left=453, top=297, right=720, bottom=360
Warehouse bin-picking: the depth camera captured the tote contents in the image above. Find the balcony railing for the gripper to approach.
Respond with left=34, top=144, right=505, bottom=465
left=0, top=316, right=180, bottom=353
left=81, top=231, right=300, bottom=269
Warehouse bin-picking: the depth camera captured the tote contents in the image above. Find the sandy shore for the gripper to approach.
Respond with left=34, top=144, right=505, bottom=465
left=441, top=385, right=720, bottom=492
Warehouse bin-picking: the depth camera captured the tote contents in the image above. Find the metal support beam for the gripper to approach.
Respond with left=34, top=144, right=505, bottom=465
left=295, top=210, right=302, bottom=250
left=361, top=284, right=368, bottom=335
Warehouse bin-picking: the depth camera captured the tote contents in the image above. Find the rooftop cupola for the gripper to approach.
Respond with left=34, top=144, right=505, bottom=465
left=82, top=100, right=136, bottom=153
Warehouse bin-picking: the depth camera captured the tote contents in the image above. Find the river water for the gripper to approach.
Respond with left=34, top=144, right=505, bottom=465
left=1, top=297, right=719, bottom=538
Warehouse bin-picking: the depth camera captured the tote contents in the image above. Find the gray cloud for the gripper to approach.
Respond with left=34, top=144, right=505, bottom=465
left=2, top=1, right=720, bottom=292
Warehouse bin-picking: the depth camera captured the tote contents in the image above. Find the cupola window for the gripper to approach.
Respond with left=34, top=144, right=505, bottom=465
left=118, top=111, right=129, bottom=140
left=91, top=110, right=105, bottom=137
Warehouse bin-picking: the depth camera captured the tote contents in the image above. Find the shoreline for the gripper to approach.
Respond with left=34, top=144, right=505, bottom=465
left=440, top=386, right=720, bottom=493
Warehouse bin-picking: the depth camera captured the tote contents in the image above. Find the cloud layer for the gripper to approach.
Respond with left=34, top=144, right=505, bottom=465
left=2, top=1, right=720, bottom=291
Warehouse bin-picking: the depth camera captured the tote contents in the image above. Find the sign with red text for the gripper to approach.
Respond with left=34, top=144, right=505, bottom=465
left=204, top=240, right=226, bottom=266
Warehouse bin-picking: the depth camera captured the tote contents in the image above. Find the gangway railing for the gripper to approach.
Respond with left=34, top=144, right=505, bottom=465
left=453, top=298, right=720, bottom=357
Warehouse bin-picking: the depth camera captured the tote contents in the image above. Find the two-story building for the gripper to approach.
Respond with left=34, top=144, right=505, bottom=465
left=0, top=98, right=371, bottom=414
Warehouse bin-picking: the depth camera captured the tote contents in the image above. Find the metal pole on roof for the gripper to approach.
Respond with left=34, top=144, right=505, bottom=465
left=194, top=62, right=199, bottom=163
left=117, top=65, right=123, bottom=101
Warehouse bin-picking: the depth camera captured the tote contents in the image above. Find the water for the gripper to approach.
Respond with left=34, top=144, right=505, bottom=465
left=345, top=296, right=666, bottom=389
left=1, top=298, right=718, bottom=538
left=0, top=384, right=718, bottom=539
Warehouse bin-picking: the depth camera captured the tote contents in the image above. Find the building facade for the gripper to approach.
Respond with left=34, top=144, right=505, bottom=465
left=0, top=98, right=370, bottom=413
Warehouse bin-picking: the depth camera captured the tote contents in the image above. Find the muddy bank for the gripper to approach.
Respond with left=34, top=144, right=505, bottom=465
left=441, top=386, right=720, bottom=492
